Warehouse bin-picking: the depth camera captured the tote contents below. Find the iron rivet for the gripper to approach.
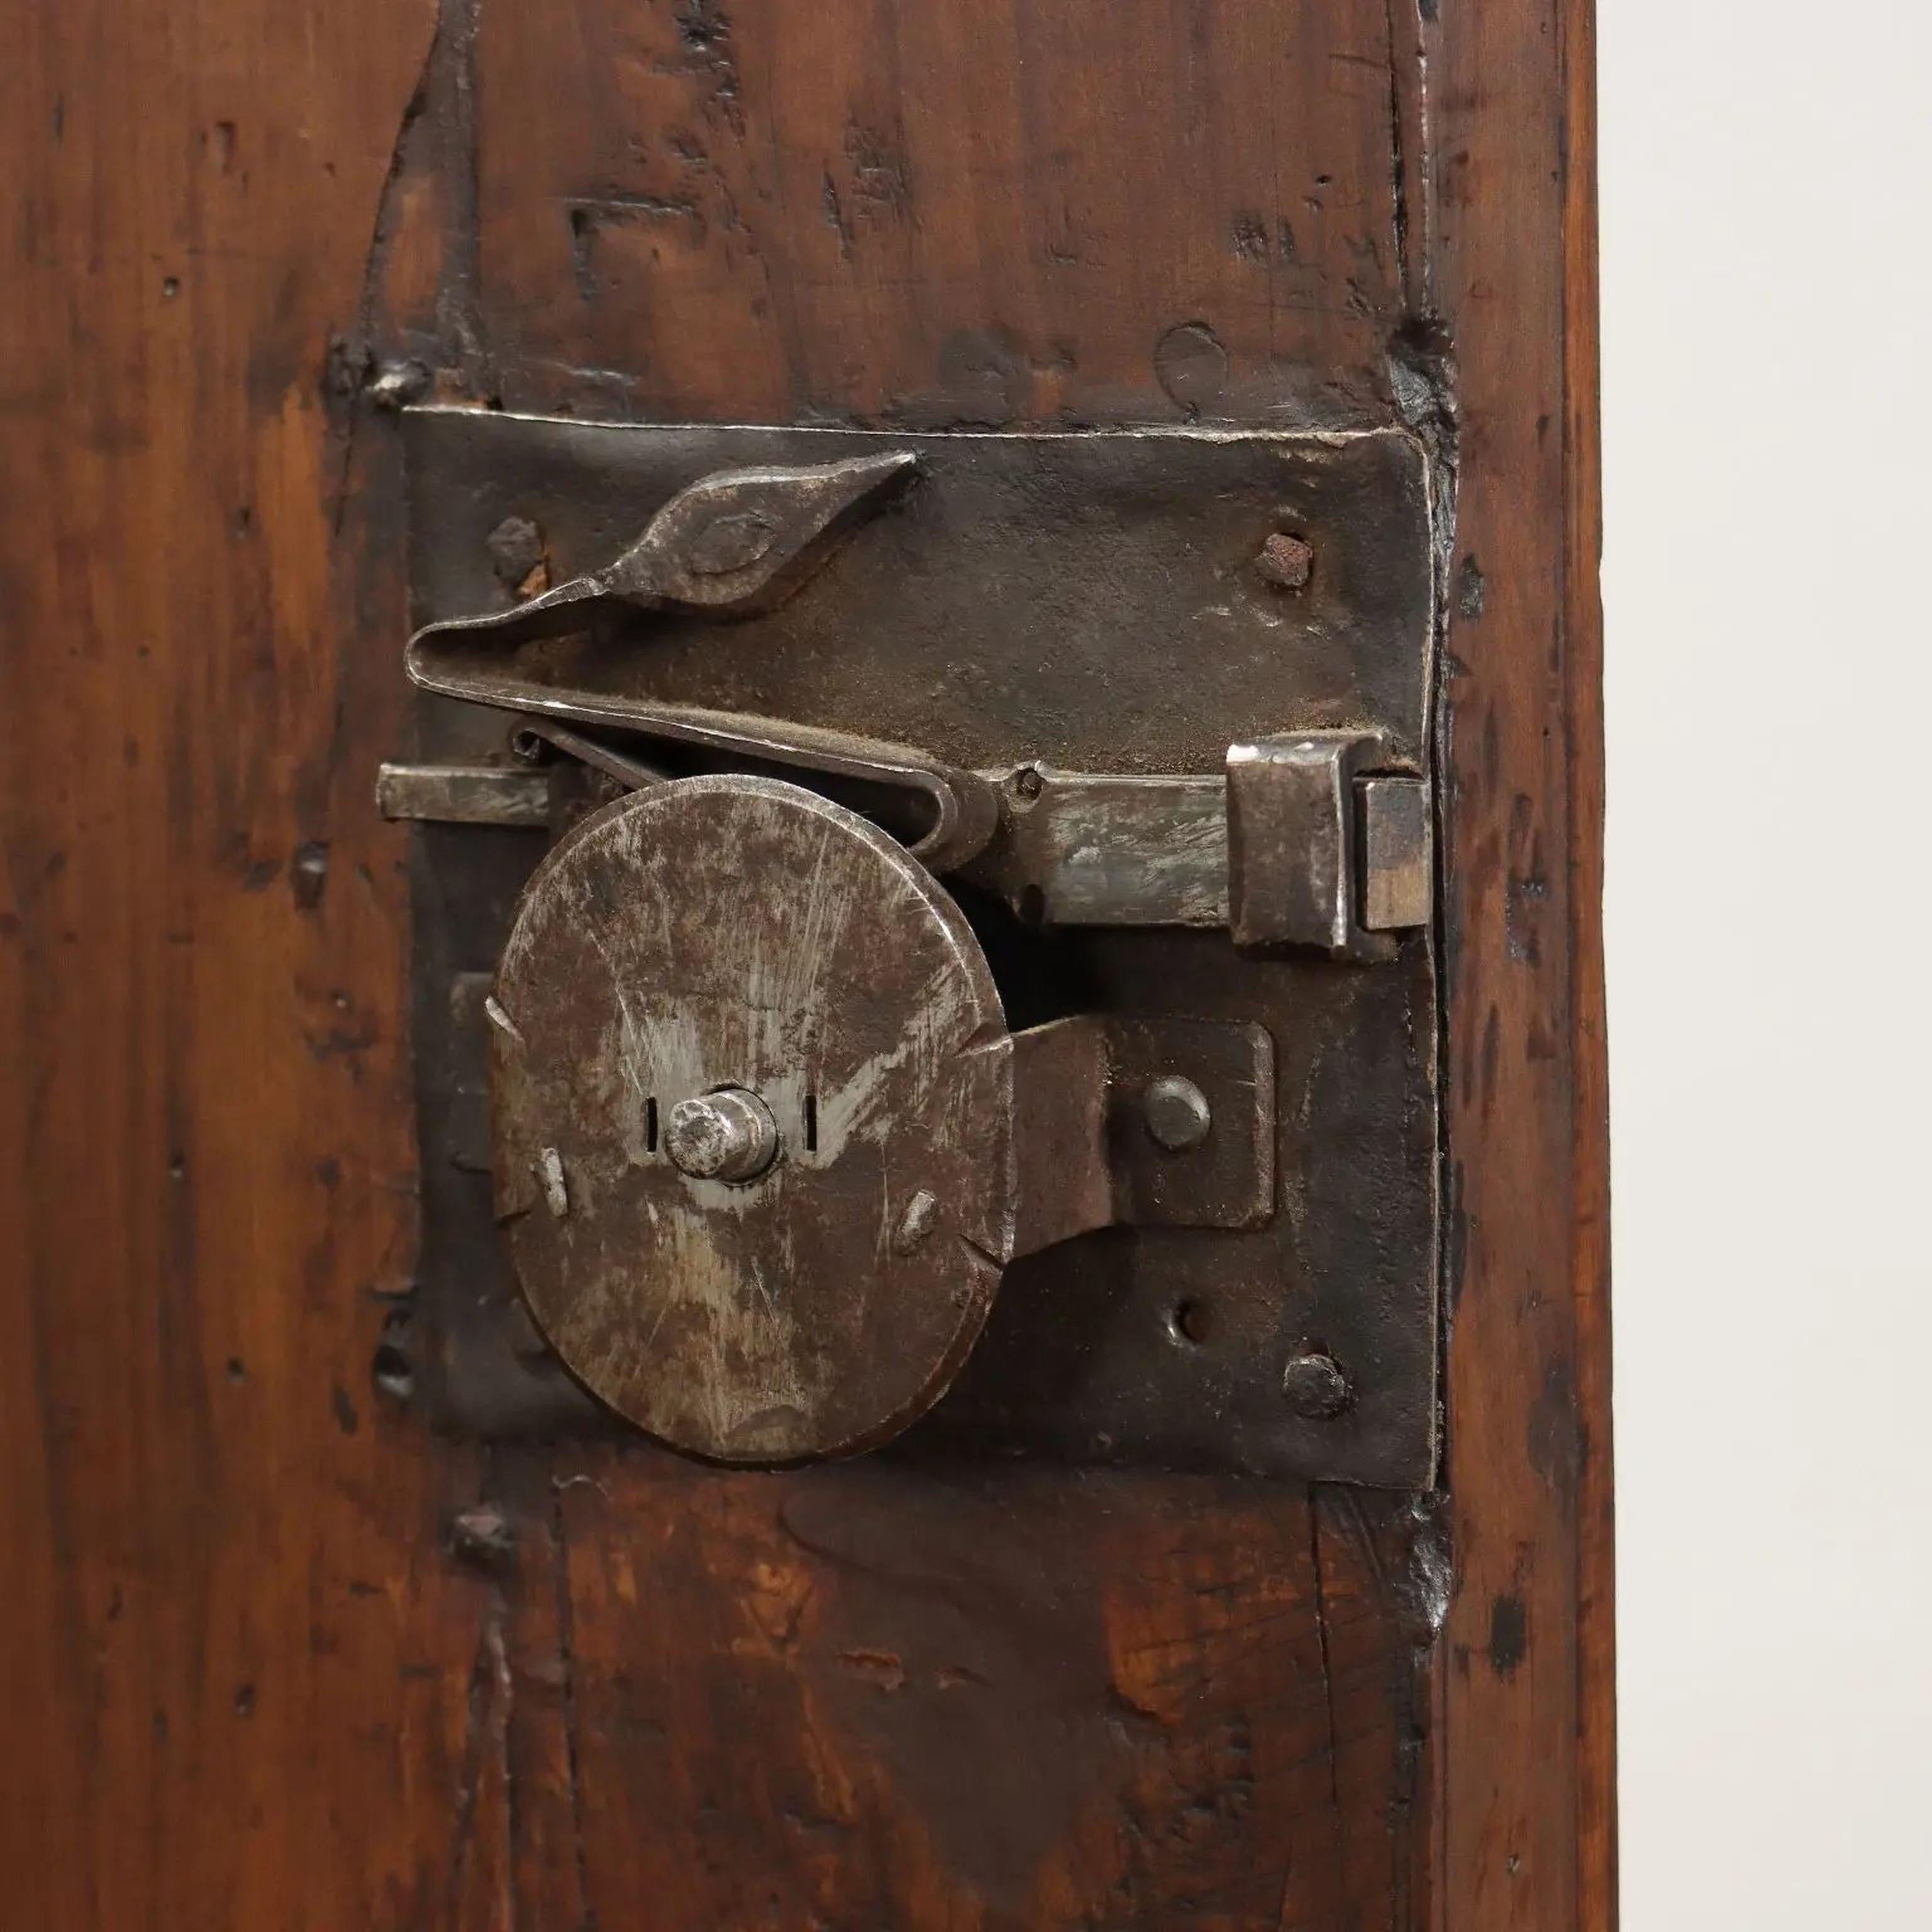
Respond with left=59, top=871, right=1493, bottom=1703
left=666, top=1088, right=781, bottom=1184
left=448, top=1503, right=515, bottom=1567
left=1142, top=1074, right=1212, bottom=1152
left=486, top=514, right=547, bottom=593
left=1282, top=1352, right=1353, bottom=1421
left=686, top=510, right=777, bottom=577
left=1255, top=531, right=1314, bottom=590
left=369, top=358, right=430, bottom=411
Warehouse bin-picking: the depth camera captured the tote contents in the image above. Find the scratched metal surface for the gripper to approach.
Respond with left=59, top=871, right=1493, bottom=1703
left=402, top=412, right=1441, bottom=1485
left=406, top=411, right=1434, bottom=772
left=494, top=777, right=1013, bottom=1464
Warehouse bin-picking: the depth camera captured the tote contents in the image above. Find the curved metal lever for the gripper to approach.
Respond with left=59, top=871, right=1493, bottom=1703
left=406, top=451, right=1001, bottom=871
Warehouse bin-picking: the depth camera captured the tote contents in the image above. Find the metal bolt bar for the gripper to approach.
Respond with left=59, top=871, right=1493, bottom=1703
left=382, top=747, right=1431, bottom=949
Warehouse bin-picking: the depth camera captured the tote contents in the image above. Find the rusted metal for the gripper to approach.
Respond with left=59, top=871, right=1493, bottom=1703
left=399, top=411, right=1443, bottom=1485
left=485, top=514, right=547, bottom=593
left=1255, top=531, right=1314, bottom=589
left=445, top=1503, right=516, bottom=1567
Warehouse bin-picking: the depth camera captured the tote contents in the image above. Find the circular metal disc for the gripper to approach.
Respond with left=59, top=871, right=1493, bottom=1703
left=489, top=775, right=1014, bottom=1463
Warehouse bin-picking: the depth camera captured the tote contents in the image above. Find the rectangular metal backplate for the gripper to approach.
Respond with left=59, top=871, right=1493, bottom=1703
left=399, top=409, right=1440, bottom=1485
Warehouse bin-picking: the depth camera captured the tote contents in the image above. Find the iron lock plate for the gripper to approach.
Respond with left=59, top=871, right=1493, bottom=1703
left=396, top=409, right=1441, bottom=1486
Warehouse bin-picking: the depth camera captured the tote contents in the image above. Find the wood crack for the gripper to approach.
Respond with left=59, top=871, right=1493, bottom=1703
left=1383, top=0, right=1415, bottom=314
left=445, top=1575, right=514, bottom=1928
left=330, top=0, right=494, bottom=533
left=1306, top=1495, right=1342, bottom=1821
left=550, top=1479, right=600, bottom=1931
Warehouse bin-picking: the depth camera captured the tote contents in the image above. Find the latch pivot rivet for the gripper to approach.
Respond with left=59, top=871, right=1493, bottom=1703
left=1282, top=1352, right=1353, bottom=1421
left=665, top=1088, right=781, bottom=1184
left=1142, top=1075, right=1213, bottom=1152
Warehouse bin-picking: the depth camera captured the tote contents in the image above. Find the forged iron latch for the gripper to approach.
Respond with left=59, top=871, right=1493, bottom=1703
left=386, top=412, right=1445, bottom=1484
left=958, top=735, right=1427, bottom=962
left=380, top=450, right=1431, bottom=959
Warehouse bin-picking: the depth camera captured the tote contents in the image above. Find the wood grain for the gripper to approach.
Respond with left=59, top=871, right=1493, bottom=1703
left=1431, top=0, right=1617, bottom=1924
left=0, top=4, right=490, bottom=1926
left=0, top=1, right=1608, bottom=1925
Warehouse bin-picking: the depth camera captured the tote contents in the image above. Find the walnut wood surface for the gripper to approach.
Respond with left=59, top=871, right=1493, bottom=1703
left=0, top=3, right=1609, bottom=1926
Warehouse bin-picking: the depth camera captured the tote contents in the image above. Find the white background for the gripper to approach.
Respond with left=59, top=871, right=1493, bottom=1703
left=1601, top=6, right=1932, bottom=1924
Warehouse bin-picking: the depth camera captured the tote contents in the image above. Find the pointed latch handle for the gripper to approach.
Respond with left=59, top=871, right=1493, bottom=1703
left=404, top=451, right=1001, bottom=872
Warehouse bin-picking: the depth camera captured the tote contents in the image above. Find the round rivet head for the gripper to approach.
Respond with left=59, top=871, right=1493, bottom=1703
left=1143, top=1074, right=1212, bottom=1152
left=1282, top=1352, right=1353, bottom=1421
left=665, top=1088, right=780, bottom=1184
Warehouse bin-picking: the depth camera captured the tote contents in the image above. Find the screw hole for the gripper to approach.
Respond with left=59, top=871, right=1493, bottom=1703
left=372, top=1343, right=415, bottom=1402
left=1169, top=1300, right=1212, bottom=1346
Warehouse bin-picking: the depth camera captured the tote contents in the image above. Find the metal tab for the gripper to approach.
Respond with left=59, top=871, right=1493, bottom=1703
left=1007, top=1013, right=1277, bottom=1250
left=1104, top=1016, right=1275, bottom=1230
left=1358, top=775, right=1433, bottom=931
left=377, top=762, right=550, bottom=828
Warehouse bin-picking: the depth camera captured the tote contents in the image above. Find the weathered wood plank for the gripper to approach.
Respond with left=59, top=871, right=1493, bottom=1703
left=0, top=3, right=492, bottom=1926
left=540, top=1454, right=1428, bottom=1928
left=1432, top=0, right=1616, bottom=1923
left=473, top=0, right=1413, bottom=426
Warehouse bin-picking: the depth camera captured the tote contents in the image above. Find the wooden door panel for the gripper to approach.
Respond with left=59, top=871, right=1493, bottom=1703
left=469, top=1, right=1412, bottom=424
left=0, top=3, right=1610, bottom=1927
